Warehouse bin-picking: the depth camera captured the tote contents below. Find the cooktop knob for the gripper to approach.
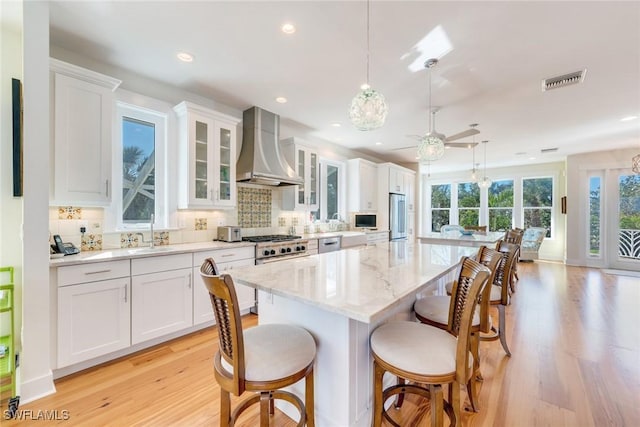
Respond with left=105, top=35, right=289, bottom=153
left=295, top=246, right=301, bottom=251
left=263, top=250, right=270, bottom=256
left=280, top=248, right=287, bottom=254
left=270, top=249, right=276, bottom=255
left=301, top=245, right=306, bottom=250
left=286, top=247, right=292, bottom=253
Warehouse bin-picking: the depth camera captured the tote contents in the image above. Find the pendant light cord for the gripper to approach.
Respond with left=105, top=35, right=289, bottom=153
left=366, top=0, right=370, bottom=86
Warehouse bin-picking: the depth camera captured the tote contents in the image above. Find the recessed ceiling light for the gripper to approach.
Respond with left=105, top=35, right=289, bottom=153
left=177, top=52, right=194, bottom=62
left=375, top=142, right=382, bottom=146
left=282, top=23, right=296, bottom=34
left=620, top=115, right=638, bottom=122
left=331, top=122, right=342, bottom=128
left=275, top=97, right=287, bottom=104
left=529, top=157, right=536, bottom=160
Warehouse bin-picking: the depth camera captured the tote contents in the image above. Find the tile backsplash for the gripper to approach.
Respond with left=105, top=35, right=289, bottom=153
left=48, top=184, right=314, bottom=251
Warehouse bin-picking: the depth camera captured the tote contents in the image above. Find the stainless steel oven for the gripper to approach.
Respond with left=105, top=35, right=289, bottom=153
left=242, top=235, right=310, bottom=265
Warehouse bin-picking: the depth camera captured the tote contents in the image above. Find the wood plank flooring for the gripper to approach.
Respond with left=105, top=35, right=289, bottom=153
left=4, top=261, right=640, bottom=426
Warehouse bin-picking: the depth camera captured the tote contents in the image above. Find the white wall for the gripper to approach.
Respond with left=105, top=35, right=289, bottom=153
left=418, top=161, right=567, bottom=261
left=0, top=0, right=25, bottom=396
left=20, top=1, right=56, bottom=402
left=565, top=147, right=639, bottom=270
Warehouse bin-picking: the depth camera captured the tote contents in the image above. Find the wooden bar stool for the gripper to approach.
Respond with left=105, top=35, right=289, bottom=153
left=413, top=246, right=501, bottom=412
left=200, top=258, right=316, bottom=426
left=370, top=257, right=490, bottom=427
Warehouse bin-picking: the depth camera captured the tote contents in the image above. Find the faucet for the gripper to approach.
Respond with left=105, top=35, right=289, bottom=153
left=136, top=214, right=155, bottom=248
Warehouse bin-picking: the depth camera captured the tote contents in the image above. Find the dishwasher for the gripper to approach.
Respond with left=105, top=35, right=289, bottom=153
left=318, top=236, right=341, bottom=253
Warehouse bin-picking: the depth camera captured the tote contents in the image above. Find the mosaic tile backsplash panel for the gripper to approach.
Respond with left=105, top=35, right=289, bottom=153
left=238, top=187, right=272, bottom=228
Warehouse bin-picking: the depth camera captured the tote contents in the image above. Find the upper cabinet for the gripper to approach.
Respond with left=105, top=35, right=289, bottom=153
left=405, top=170, right=416, bottom=212
left=174, top=102, right=240, bottom=209
left=347, top=158, right=378, bottom=212
left=388, top=166, right=406, bottom=194
left=50, top=59, right=121, bottom=206
left=280, top=138, right=319, bottom=212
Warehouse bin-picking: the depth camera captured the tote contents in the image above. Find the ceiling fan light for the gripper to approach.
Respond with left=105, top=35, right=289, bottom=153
left=417, top=134, right=445, bottom=162
left=349, top=87, right=389, bottom=131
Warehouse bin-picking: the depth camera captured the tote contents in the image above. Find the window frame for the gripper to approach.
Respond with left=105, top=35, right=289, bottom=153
left=521, top=175, right=554, bottom=238
left=487, top=178, right=515, bottom=232
left=429, top=183, right=452, bottom=232
left=587, top=174, right=603, bottom=258
left=105, top=94, right=169, bottom=232
left=457, top=181, right=480, bottom=227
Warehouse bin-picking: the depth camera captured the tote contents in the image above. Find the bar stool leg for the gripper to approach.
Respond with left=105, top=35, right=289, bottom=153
left=305, top=370, right=315, bottom=427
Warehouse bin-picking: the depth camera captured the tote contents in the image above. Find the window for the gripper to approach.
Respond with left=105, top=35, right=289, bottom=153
left=113, top=101, right=167, bottom=230
left=588, top=176, right=601, bottom=256
left=457, top=182, right=480, bottom=227
left=488, top=179, right=514, bottom=232
left=431, top=184, right=451, bottom=231
left=523, top=177, right=553, bottom=237
left=122, top=117, right=155, bottom=222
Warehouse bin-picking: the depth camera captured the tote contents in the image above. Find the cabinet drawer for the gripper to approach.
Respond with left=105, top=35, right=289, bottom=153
left=193, top=246, right=255, bottom=267
left=58, top=260, right=130, bottom=287
left=307, top=239, right=318, bottom=250
left=131, top=253, right=192, bottom=276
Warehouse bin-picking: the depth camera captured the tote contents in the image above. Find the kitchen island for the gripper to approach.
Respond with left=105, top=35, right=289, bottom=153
left=229, top=241, right=476, bottom=427
left=419, top=230, right=505, bottom=247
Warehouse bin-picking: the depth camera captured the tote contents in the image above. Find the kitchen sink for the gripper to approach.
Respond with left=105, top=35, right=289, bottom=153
left=127, top=246, right=173, bottom=255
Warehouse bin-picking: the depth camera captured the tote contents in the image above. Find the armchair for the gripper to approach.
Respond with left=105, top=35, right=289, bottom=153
left=520, top=227, right=547, bottom=261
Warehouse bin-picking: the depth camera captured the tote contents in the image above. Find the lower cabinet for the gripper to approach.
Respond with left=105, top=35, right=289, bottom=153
left=57, top=277, right=131, bottom=367
left=366, top=231, right=390, bottom=245
left=192, top=247, right=255, bottom=325
left=131, top=254, right=193, bottom=345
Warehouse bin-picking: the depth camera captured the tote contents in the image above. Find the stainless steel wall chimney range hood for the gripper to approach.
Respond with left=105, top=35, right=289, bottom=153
left=236, top=107, right=303, bottom=186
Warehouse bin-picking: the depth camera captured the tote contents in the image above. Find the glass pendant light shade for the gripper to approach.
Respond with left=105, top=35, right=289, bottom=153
left=633, top=153, right=640, bottom=174
left=349, top=87, right=389, bottom=131
left=417, top=134, right=445, bottom=162
left=478, top=176, right=492, bottom=188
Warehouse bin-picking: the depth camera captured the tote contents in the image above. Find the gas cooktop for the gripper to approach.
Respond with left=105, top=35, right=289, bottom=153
left=242, top=235, right=302, bottom=243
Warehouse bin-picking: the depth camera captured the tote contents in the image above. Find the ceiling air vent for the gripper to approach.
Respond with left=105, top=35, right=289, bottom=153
left=541, top=147, right=558, bottom=154
left=542, top=69, right=587, bottom=91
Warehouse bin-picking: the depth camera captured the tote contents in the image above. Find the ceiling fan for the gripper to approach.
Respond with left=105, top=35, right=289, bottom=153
left=394, top=58, right=480, bottom=161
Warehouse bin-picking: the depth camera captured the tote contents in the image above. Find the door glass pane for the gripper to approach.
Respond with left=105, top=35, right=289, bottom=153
left=122, top=117, right=155, bottom=222
left=589, top=176, right=601, bottom=256
left=219, top=128, right=230, bottom=165
left=309, top=153, right=317, bottom=205
left=326, top=165, right=338, bottom=219
left=618, top=174, right=640, bottom=260
left=195, top=121, right=208, bottom=199
left=298, top=150, right=305, bottom=204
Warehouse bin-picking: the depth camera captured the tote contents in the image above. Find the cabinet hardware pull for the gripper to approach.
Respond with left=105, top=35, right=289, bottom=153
left=188, top=273, right=192, bottom=288
left=124, top=285, right=128, bottom=303
left=221, top=253, right=234, bottom=257
left=105, top=179, right=110, bottom=197
left=85, top=269, right=111, bottom=275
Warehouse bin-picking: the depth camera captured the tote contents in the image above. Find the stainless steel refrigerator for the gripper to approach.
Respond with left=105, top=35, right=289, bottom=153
left=389, top=193, right=407, bottom=241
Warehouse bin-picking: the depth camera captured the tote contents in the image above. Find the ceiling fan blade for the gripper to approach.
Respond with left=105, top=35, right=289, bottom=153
left=392, top=145, right=419, bottom=151
left=405, top=134, right=424, bottom=140
left=444, top=142, right=478, bottom=148
left=445, top=128, right=480, bottom=142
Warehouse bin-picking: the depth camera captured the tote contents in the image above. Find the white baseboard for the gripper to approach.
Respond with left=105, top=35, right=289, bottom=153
left=19, top=370, right=56, bottom=404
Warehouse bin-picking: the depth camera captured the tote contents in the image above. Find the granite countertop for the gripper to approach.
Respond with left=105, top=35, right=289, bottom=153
left=49, top=241, right=256, bottom=267
left=229, top=242, right=477, bottom=323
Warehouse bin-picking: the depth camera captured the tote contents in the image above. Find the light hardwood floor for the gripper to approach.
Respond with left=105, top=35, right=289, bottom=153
left=4, top=261, right=640, bottom=426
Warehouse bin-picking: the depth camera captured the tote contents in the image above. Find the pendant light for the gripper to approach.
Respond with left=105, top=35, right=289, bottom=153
left=633, top=153, right=640, bottom=174
left=349, top=0, right=388, bottom=131
left=477, top=140, right=492, bottom=189
left=469, top=124, right=479, bottom=182
left=417, top=58, right=445, bottom=163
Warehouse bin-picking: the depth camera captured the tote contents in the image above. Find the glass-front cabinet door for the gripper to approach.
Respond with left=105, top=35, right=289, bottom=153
left=214, top=121, right=236, bottom=208
left=309, top=152, right=318, bottom=206
left=174, top=101, right=240, bottom=209
left=297, top=148, right=306, bottom=206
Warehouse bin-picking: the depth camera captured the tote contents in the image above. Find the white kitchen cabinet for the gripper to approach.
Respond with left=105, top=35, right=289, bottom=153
left=50, top=59, right=121, bottom=206
left=131, top=254, right=193, bottom=345
left=388, top=166, right=405, bottom=194
left=174, top=101, right=241, bottom=209
left=192, top=246, right=256, bottom=325
left=57, top=261, right=130, bottom=367
left=407, top=212, right=416, bottom=242
left=347, top=158, right=378, bottom=212
left=366, top=231, right=389, bottom=245
left=280, top=138, right=319, bottom=211
left=405, top=171, right=416, bottom=212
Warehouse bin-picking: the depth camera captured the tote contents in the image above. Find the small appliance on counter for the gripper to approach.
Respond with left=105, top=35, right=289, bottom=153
left=217, top=226, right=242, bottom=242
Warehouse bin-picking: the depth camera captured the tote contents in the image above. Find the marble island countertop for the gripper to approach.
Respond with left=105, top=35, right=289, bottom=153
left=301, top=229, right=389, bottom=239
left=229, top=242, right=476, bottom=323
left=49, top=240, right=256, bottom=267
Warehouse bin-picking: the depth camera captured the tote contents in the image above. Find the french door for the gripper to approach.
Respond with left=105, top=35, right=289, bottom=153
left=607, top=170, right=640, bottom=270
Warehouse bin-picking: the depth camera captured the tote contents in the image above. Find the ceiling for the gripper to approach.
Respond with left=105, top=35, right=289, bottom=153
left=46, top=1, right=640, bottom=173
